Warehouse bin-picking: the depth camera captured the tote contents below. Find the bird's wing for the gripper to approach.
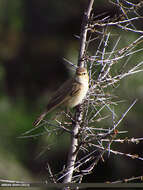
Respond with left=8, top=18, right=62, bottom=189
left=70, top=81, right=81, bottom=97
left=45, top=78, right=81, bottom=112
left=33, top=78, right=81, bottom=126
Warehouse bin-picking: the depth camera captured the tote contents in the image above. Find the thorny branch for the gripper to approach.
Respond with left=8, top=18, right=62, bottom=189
left=63, top=0, right=95, bottom=185
left=78, top=0, right=95, bottom=68
left=61, top=0, right=143, bottom=184
left=20, top=0, right=143, bottom=184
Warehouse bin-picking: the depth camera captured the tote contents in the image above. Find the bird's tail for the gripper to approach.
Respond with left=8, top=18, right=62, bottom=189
left=33, top=111, right=47, bottom=126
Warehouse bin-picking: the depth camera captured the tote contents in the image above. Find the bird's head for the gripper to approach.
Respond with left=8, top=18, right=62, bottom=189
left=75, top=67, right=89, bottom=84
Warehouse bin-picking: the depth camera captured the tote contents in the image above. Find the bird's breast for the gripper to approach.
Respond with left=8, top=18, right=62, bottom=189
left=67, top=83, right=88, bottom=108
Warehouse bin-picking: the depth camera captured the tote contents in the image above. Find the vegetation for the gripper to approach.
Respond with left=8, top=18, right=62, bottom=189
left=0, top=0, right=143, bottom=189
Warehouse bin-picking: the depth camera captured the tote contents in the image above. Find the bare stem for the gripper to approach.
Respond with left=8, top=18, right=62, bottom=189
left=63, top=108, right=82, bottom=184
left=63, top=0, right=94, bottom=185
left=78, top=0, right=94, bottom=68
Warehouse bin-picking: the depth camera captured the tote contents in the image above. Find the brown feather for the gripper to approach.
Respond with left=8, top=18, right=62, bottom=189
left=33, top=78, right=81, bottom=126
left=33, top=67, right=89, bottom=126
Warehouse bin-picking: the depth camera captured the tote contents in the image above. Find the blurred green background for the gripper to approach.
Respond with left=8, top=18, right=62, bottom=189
left=0, top=0, right=143, bottom=188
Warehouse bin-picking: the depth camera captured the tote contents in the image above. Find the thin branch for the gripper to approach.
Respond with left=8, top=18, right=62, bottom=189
left=109, top=175, right=143, bottom=183
left=63, top=0, right=95, bottom=184
left=78, top=0, right=95, bottom=68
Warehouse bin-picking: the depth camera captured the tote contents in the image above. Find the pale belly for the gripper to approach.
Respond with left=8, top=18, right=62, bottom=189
left=67, top=84, right=88, bottom=108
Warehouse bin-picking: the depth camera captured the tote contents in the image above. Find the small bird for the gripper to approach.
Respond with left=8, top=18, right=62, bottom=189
left=33, top=67, right=89, bottom=126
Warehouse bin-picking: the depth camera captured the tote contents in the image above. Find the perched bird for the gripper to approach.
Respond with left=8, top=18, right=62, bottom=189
left=33, top=67, right=89, bottom=126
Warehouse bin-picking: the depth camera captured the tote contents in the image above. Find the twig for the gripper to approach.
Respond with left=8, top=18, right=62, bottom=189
left=108, top=175, right=143, bottom=183
left=78, top=0, right=95, bottom=68
left=47, top=163, right=57, bottom=183
left=63, top=0, right=95, bottom=185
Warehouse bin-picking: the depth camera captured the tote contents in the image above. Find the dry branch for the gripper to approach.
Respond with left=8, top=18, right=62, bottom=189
left=20, top=0, right=143, bottom=185
left=63, top=0, right=95, bottom=184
